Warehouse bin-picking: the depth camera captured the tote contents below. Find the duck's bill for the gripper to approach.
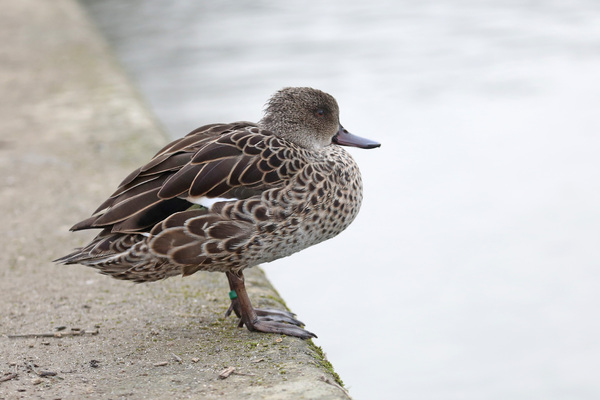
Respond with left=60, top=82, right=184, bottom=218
left=333, top=126, right=381, bottom=149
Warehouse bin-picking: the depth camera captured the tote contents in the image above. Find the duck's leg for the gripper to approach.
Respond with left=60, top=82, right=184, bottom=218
left=224, top=271, right=316, bottom=339
left=224, top=271, right=303, bottom=323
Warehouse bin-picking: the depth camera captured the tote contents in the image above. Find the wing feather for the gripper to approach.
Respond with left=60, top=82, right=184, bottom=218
left=71, top=122, right=302, bottom=234
left=158, top=163, right=205, bottom=199
left=189, top=157, right=240, bottom=197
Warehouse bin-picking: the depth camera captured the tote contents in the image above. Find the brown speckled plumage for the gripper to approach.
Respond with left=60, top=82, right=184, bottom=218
left=56, top=87, right=380, bottom=338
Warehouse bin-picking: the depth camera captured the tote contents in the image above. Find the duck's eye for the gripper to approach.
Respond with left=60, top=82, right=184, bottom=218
left=315, top=108, right=325, bottom=117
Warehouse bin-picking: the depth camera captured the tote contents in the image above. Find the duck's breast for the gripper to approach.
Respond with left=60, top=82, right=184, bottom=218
left=249, top=146, right=364, bottom=264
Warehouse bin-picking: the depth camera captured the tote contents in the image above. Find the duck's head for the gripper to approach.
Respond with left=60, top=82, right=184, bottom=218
left=259, top=87, right=381, bottom=151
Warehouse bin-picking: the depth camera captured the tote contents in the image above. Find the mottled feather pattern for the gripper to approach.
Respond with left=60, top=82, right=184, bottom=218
left=71, top=123, right=296, bottom=234
left=56, top=88, right=371, bottom=285
left=136, top=145, right=363, bottom=276
left=58, top=131, right=362, bottom=281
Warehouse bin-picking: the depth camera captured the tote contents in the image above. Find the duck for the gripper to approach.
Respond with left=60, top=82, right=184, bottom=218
left=55, top=87, right=380, bottom=339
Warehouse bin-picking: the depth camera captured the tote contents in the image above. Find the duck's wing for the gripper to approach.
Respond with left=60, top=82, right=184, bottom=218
left=71, top=121, right=301, bottom=233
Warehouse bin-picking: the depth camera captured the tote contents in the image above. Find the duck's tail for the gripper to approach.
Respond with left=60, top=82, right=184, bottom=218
left=54, top=231, right=180, bottom=282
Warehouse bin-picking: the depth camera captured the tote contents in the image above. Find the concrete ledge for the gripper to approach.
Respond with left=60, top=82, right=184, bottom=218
left=0, top=1, right=348, bottom=398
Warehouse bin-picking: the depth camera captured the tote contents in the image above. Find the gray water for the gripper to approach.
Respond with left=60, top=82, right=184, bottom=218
left=81, top=1, right=600, bottom=398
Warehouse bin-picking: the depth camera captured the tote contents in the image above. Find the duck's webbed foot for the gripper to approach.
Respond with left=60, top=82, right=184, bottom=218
left=249, top=318, right=317, bottom=339
left=225, top=298, right=304, bottom=325
left=225, top=271, right=317, bottom=339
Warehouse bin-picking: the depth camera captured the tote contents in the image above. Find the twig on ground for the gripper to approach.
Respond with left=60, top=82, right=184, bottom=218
left=218, top=366, right=256, bottom=379
left=7, top=329, right=99, bottom=339
left=218, top=366, right=236, bottom=379
left=26, top=362, right=57, bottom=378
left=0, top=373, right=18, bottom=384
left=319, top=375, right=352, bottom=398
left=171, top=353, right=182, bottom=363
left=232, top=371, right=256, bottom=377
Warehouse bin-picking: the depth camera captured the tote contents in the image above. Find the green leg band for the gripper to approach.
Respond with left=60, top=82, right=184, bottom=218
left=229, top=290, right=238, bottom=300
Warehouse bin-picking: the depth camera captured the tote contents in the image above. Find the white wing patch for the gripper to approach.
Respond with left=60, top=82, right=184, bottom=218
left=187, top=196, right=238, bottom=210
